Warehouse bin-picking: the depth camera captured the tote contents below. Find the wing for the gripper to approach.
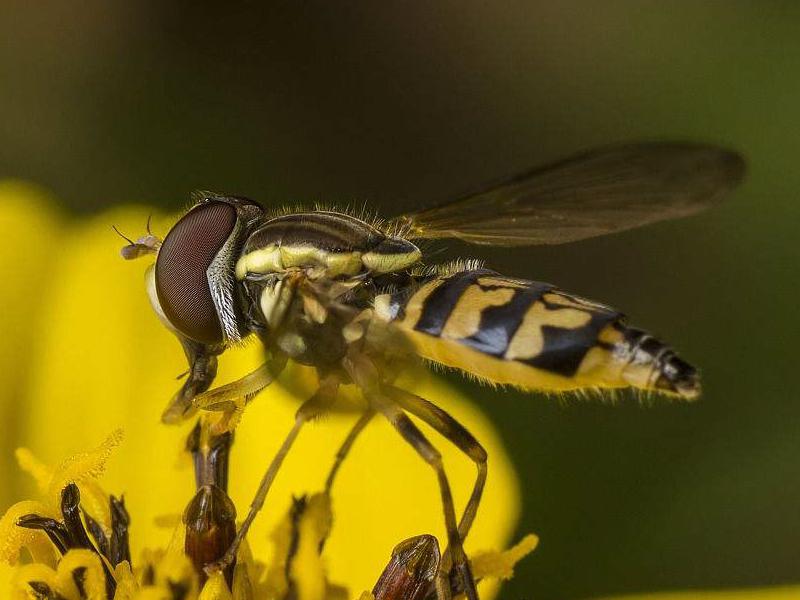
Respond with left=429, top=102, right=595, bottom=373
left=391, top=142, right=745, bottom=246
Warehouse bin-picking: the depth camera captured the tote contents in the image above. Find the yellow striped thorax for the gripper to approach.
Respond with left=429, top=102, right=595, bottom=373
left=373, top=267, right=700, bottom=399
left=235, top=211, right=422, bottom=280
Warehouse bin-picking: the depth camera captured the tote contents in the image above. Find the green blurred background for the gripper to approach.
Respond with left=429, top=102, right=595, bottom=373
left=1, top=2, right=798, bottom=598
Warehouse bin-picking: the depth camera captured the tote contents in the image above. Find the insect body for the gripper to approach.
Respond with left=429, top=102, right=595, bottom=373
left=124, top=142, right=744, bottom=600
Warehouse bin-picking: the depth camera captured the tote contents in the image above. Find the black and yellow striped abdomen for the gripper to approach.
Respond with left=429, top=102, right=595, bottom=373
left=374, top=268, right=699, bottom=399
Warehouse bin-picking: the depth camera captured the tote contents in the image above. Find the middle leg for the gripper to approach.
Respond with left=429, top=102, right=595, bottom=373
left=324, top=409, right=375, bottom=494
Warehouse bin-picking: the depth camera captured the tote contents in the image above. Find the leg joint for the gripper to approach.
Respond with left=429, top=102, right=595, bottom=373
left=471, top=445, right=488, bottom=464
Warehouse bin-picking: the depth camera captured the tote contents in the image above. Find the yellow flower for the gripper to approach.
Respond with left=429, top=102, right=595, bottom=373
left=0, top=181, right=526, bottom=598
left=0, top=424, right=536, bottom=599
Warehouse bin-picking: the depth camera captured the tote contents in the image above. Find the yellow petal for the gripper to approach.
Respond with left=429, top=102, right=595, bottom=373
left=159, top=524, right=200, bottom=595
left=199, top=571, right=233, bottom=600
left=291, top=494, right=332, bottom=600
left=15, top=447, right=52, bottom=494
left=261, top=494, right=334, bottom=597
left=233, top=538, right=262, bottom=594
left=261, top=499, right=295, bottom=596
left=111, top=562, right=138, bottom=600
left=231, top=560, right=255, bottom=600
left=0, top=182, right=61, bottom=511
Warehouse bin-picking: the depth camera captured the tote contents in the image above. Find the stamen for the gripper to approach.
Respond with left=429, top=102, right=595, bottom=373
left=83, top=494, right=130, bottom=569
left=109, top=496, right=131, bottom=567
left=16, top=515, right=70, bottom=554
left=60, top=483, right=95, bottom=551
left=183, top=485, right=237, bottom=589
left=184, top=420, right=237, bottom=588
left=17, top=484, right=118, bottom=599
left=186, top=422, right=234, bottom=491
left=372, top=534, right=440, bottom=600
left=83, top=512, right=109, bottom=559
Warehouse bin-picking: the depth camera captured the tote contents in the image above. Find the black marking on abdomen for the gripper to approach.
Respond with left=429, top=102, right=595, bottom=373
left=459, top=282, right=553, bottom=356
left=414, top=270, right=492, bottom=336
left=523, top=310, right=619, bottom=377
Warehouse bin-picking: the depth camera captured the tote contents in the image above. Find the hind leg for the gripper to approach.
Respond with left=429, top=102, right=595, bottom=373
left=386, top=386, right=487, bottom=592
left=370, top=394, right=479, bottom=600
left=386, top=386, right=487, bottom=541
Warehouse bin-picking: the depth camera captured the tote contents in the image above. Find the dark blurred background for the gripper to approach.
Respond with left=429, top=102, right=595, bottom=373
left=2, top=2, right=798, bottom=598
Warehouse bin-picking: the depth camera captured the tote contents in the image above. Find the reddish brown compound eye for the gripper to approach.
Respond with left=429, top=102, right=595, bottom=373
left=155, top=201, right=237, bottom=344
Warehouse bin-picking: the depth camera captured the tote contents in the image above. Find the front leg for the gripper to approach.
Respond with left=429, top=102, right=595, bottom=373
left=161, top=337, right=221, bottom=424
left=191, top=352, right=288, bottom=412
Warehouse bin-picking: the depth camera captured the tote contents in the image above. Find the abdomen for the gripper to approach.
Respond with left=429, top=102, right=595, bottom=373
left=373, top=268, right=699, bottom=399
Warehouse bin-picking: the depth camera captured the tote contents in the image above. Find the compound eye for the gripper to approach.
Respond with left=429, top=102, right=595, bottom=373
left=155, top=201, right=237, bottom=344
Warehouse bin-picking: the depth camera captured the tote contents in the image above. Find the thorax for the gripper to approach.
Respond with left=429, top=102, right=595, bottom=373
left=235, top=210, right=421, bottom=280
left=234, top=210, right=421, bottom=367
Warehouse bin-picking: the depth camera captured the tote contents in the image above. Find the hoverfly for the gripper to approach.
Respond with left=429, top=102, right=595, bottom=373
left=122, top=142, right=744, bottom=600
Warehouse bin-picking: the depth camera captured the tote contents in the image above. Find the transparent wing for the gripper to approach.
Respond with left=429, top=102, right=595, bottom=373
left=392, top=142, right=745, bottom=246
